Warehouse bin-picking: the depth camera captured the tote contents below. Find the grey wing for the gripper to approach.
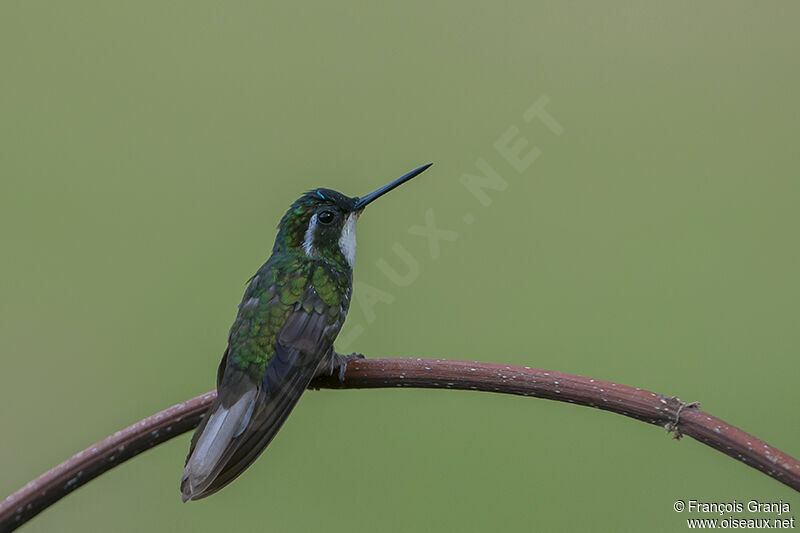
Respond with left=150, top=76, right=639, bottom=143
left=182, top=290, right=341, bottom=500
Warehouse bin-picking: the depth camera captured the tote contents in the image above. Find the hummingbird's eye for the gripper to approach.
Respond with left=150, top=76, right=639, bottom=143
left=317, top=210, right=335, bottom=225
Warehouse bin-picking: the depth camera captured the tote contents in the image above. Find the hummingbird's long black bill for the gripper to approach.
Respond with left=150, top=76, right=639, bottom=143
left=353, top=163, right=433, bottom=210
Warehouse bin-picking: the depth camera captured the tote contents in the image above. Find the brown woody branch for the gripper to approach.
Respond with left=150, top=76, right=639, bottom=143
left=2, top=358, right=798, bottom=532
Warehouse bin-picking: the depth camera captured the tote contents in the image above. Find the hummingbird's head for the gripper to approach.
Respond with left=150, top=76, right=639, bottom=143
left=273, top=163, right=432, bottom=269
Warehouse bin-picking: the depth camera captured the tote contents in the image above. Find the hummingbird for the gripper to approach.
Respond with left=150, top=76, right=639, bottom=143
left=180, top=163, right=433, bottom=501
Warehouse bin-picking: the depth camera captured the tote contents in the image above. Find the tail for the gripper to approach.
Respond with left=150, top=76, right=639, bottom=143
left=180, top=387, right=258, bottom=501
left=180, top=347, right=323, bottom=501
left=182, top=297, right=336, bottom=501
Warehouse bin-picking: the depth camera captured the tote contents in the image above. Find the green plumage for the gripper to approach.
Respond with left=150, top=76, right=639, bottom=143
left=181, top=189, right=359, bottom=501
left=228, top=253, right=352, bottom=377
left=180, top=163, right=432, bottom=502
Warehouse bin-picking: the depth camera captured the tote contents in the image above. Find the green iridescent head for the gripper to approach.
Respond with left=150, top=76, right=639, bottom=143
left=272, top=163, right=432, bottom=268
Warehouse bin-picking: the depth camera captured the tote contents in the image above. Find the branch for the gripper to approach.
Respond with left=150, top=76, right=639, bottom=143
left=2, top=358, right=798, bottom=532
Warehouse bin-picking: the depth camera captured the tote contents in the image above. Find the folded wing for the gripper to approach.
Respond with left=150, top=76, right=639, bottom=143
left=181, top=289, right=339, bottom=501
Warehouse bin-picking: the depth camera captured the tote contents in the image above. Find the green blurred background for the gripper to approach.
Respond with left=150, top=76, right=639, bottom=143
left=2, top=2, right=798, bottom=531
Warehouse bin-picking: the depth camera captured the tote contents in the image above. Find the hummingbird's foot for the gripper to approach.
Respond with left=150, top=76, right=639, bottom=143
left=330, top=352, right=365, bottom=382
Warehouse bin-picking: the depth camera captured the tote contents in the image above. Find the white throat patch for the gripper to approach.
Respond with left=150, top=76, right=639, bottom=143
left=302, top=213, right=318, bottom=258
left=338, top=213, right=358, bottom=267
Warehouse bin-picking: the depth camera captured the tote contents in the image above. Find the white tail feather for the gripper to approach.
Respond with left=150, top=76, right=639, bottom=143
left=181, top=389, right=258, bottom=501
